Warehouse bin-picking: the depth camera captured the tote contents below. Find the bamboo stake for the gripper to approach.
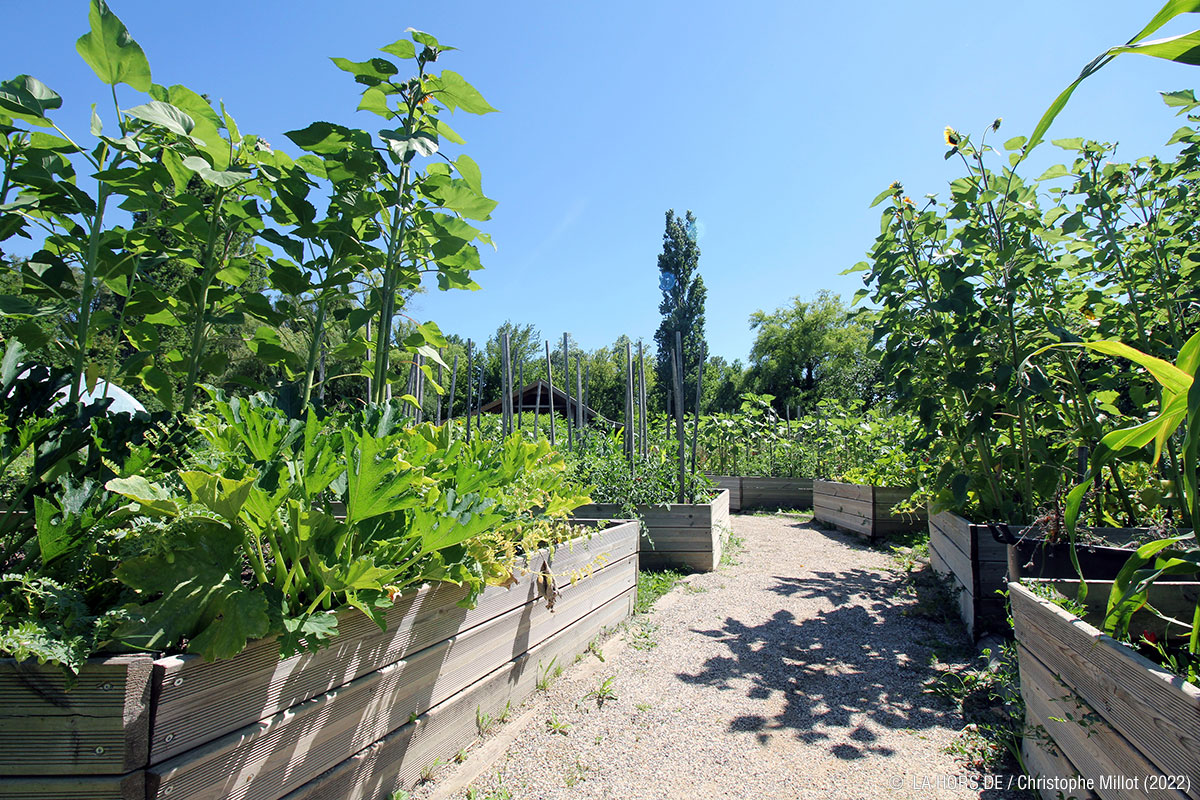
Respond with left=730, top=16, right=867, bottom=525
left=517, top=358, right=524, bottom=432
left=624, top=341, right=634, bottom=468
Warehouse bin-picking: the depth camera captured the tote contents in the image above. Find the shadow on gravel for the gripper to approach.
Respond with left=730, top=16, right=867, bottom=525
left=675, top=565, right=966, bottom=762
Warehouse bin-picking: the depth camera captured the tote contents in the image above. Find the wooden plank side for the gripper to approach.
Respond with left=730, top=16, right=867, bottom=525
left=640, top=551, right=715, bottom=572
left=813, top=480, right=873, bottom=503
left=147, top=555, right=635, bottom=800
left=1011, top=583, right=1200, bottom=794
left=277, top=588, right=635, bottom=800
left=929, top=543, right=976, bottom=639
left=1018, top=645, right=1187, bottom=800
left=1020, top=712, right=1098, bottom=800
left=0, top=654, right=153, bottom=776
left=929, top=512, right=974, bottom=590
left=705, top=476, right=742, bottom=512
left=0, top=771, right=146, bottom=800
left=150, top=522, right=637, bottom=763
left=813, top=493, right=873, bottom=538
left=740, top=478, right=814, bottom=511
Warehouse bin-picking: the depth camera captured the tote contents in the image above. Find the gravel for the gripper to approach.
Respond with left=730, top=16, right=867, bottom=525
left=413, top=514, right=1030, bottom=800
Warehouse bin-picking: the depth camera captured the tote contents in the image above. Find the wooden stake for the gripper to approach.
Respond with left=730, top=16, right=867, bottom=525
left=545, top=340, right=556, bottom=446
left=624, top=341, right=634, bottom=467
left=638, top=341, right=647, bottom=457
left=501, top=331, right=512, bottom=436
left=435, top=351, right=444, bottom=426
left=563, top=333, right=573, bottom=454
left=517, top=358, right=524, bottom=432
left=575, top=354, right=583, bottom=431
left=690, top=341, right=704, bottom=474
left=448, top=354, right=459, bottom=430
left=466, top=339, right=473, bottom=443
left=673, top=331, right=685, bottom=503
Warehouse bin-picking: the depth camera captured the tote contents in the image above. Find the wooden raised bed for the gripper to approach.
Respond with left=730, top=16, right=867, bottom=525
left=0, top=519, right=638, bottom=800
left=1010, top=580, right=1200, bottom=800
left=740, top=477, right=813, bottom=512
left=812, top=480, right=924, bottom=542
left=929, top=511, right=1144, bottom=639
left=706, top=475, right=742, bottom=512
left=572, top=488, right=730, bottom=572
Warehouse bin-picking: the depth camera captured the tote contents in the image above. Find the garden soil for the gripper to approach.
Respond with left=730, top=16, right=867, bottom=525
left=413, top=514, right=1031, bottom=800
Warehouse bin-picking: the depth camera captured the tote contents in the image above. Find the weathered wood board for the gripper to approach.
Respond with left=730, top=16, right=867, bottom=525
left=0, top=654, right=154, bottom=777
left=706, top=475, right=742, bottom=511
left=812, top=480, right=924, bottom=542
left=739, top=477, right=813, bottom=512
left=572, top=489, right=730, bottom=572
left=145, top=554, right=636, bottom=800
left=1011, top=581, right=1200, bottom=798
left=0, top=520, right=639, bottom=800
left=149, top=520, right=636, bottom=763
left=930, top=511, right=1145, bottom=639
left=277, top=587, right=635, bottom=800
left=1019, top=644, right=1186, bottom=800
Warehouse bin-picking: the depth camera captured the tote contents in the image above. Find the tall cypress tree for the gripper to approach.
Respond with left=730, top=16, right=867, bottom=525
left=652, top=209, right=707, bottom=414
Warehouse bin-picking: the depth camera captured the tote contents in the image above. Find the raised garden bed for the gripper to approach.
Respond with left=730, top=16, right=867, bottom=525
left=1010, top=579, right=1200, bottom=799
left=812, top=480, right=924, bottom=542
left=572, top=488, right=730, bottom=572
left=705, top=477, right=813, bottom=513
left=0, top=519, right=638, bottom=800
left=706, top=475, right=742, bottom=511
left=929, top=511, right=1144, bottom=639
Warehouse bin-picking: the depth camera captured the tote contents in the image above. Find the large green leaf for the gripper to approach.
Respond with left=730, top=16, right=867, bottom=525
left=0, top=75, right=62, bottom=126
left=124, top=101, right=194, bottom=137
left=430, top=71, right=495, bottom=115
left=1113, top=30, right=1200, bottom=64
left=342, top=429, right=416, bottom=525
left=1027, top=0, right=1200, bottom=152
left=75, top=0, right=152, bottom=91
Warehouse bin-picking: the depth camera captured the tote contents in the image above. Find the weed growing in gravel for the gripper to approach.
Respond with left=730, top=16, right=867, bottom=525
left=585, top=675, right=618, bottom=708
left=635, top=701, right=652, bottom=712
left=587, top=638, right=606, bottom=661
left=626, top=619, right=660, bottom=650
left=455, top=748, right=468, bottom=764
left=465, top=783, right=513, bottom=800
left=475, top=706, right=494, bottom=736
left=536, top=657, right=562, bottom=692
left=419, top=757, right=443, bottom=784
left=720, top=530, right=746, bottom=567
left=636, top=568, right=687, bottom=613
left=546, top=712, right=571, bottom=735
left=497, top=701, right=512, bottom=724
left=925, top=643, right=1025, bottom=773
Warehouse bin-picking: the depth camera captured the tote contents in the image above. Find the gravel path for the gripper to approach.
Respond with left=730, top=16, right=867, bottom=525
left=413, top=514, right=1028, bottom=800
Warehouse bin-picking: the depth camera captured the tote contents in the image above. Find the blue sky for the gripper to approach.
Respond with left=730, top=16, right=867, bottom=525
left=6, top=2, right=1200, bottom=362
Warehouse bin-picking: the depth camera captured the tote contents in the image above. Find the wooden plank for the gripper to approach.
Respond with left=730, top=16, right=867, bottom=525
left=1011, top=582, right=1200, bottom=794
left=640, top=527, right=715, bottom=550
left=147, top=555, right=636, bottom=800
left=1020, top=719, right=1098, bottom=800
left=705, top=476, right=741, bottom=512
left=929, top=512, right=975, bottom=591
left=1018, top=645, right=1187, bottom=800
left=150, top=521, right=637, bottom=763
left=740, top=478, right=814, bottom=511
left=813, top=493, right=873, bottom=537
left=0, top=771, right=146, bottom=800
left=0, top=654, right=153, bottom=776
left=813, top=480, right=873, bottom=503
left=640, top=550, right=715, bottom=572
left=929, top=543, right=976, bottom=638
left=278, top=588, right=635, bottom=800
left=1025, top=580, right=1200, bottom=643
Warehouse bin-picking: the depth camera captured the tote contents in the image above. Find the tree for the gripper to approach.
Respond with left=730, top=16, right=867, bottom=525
left=746, top=290, right=880, bottom=414
left=652, top=209, right=707, bottom=413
